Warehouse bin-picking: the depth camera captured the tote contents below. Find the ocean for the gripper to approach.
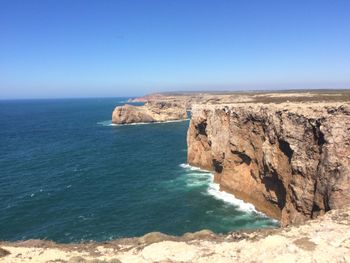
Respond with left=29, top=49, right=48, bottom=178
left=0, top=98, right=276, bottom=243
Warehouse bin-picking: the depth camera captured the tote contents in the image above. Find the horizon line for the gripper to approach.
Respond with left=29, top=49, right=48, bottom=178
left=1, top=87, right=350, bottom=101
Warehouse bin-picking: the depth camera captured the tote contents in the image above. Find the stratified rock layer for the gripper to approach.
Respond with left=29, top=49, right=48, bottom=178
left=187, top=102, right=350, bottom=226
left=112, top=102, right=187, bottom=124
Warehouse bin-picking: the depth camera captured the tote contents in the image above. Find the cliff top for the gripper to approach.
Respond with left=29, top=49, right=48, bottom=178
left=1, top=206, right=349, bottom=262
left=191, top=101, right=350, bottom=119
left=133, top=89, right=350, bottom=106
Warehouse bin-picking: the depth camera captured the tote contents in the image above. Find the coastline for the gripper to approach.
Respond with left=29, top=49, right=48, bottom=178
left=1, top=90, right=350, bottom=262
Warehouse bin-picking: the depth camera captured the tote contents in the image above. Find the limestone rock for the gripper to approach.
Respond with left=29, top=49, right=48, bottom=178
left=112, top=102, right=187, bottom=124
left=1, top=207, right=350, bottom=262
left=187, top=102, right=350, bottom=226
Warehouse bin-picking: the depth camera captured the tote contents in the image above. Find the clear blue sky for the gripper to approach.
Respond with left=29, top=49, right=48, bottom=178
left=1, top=0, right=349, bottom=99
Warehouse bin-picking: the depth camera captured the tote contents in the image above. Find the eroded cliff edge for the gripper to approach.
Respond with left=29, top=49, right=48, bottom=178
left=188, top=102, right=350, bottom=226
left=112, top=101, right=187, bottom=124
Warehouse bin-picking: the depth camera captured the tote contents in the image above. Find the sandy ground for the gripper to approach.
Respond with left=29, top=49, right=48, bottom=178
left=1, top=206, right=350, bottom=263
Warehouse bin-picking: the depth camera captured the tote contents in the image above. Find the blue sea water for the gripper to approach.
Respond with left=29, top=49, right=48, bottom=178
left=0, top=98, right=276, bottom=243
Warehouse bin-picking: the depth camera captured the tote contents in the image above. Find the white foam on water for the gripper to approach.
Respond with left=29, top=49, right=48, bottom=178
left=187, top=172, right=212, bottom=179
left=179, top=163, right=191, bottom=169
left=179, top=164, right=213, bottom=188
left=207, top=178, right=260, bottom=214
left=179, top=163, right=267, bottom=216
left=185, top=180, right=208, bottom=187
left=179, top=163, right=208, bottom=172
left=96, top=120, right=113, bottom=126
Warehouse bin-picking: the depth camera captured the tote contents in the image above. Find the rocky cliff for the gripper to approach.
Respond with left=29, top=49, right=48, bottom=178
left=114, top=90, right=350, bottom=124
left=187, top=102, right=350, bottom=226
left=112, top=101, right=187, bottom=124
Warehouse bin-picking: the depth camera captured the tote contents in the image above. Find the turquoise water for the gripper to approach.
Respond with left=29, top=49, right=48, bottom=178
left=0, top=98, right=276, bottom=243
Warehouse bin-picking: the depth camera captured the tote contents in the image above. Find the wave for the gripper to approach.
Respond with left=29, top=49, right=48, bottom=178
left=96, top=120, right=113, bottom=126
left=179, top=163, right=266, bottom=216
left=207, top=179, right=262, bottom=214
left=179, top=163, right=208, bottom=172
left=185, top=172, right=212, bottom=187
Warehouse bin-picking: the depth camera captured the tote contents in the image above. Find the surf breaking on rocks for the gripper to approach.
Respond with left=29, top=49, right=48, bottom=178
left=179, top=163, right=269, bottom=217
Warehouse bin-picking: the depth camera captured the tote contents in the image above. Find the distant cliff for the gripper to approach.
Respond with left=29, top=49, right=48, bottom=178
left=112, top=101, right=187, bottom=124
left=115, top=90, right=350, bottom=124
left=187, top=102, right=350, bottom=226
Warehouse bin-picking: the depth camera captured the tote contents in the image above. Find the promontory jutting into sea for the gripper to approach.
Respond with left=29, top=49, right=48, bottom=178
left=1, top=90, right=350, bottom=261
left=0, top=94, right=278, bottom=243
left=1, top=0, right=350, bottom=261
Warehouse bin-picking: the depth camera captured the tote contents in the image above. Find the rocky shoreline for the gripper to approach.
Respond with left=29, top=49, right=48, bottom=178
left=1, top=90, right=350, bottom=262
left=113, top=90, right=350, bottom=226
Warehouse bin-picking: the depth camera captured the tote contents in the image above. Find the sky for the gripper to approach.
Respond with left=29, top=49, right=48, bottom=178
left=0, top=0, right=349, bottom=99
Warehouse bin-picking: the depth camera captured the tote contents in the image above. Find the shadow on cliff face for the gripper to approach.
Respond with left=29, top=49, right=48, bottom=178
left=262, top=171, right=287, bottom=211
left=213, top=159, right=223, bottom=173
left=231, top=151, right=252, bottom=165
left=196, top=121, right=207, bottom=136
left=278, top=139, right=293, bottom=163
left=260, top=139, right=291, bottom=216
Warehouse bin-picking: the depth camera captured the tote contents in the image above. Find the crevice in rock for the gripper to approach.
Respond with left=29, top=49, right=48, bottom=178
left=231, top=151, right=252, bottom=165
left=212, top=159, right=223, bottom=173
left=278, top=139, right=293, bottom=163
left=312, top=181, right=321, bottom=218
left=317, top=131, right=326, bottom=146
left=311, top=203, right=321, bottom=218
left=262, top=165, right=287, bottom=211
left=262, top=174, right=287, bottom=210
left=324, top=193, right=331, bottom=212
left=196, top=121, right=207, bottom=136
left=312, top=120, right=326, bottom=146
left=245, top=114, right=262, bottom=123
left=312, top=120, right=327, bottom=217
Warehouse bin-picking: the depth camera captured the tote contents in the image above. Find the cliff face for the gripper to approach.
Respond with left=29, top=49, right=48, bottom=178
left=188, top=102, right=350, bottom=226
left=112, top=101, right=187, bottom=124
left=115, top=91, right=350, bottom=124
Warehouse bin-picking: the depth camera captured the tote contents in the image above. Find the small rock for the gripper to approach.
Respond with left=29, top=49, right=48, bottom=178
left=0, top=247, right=10, bottom=257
